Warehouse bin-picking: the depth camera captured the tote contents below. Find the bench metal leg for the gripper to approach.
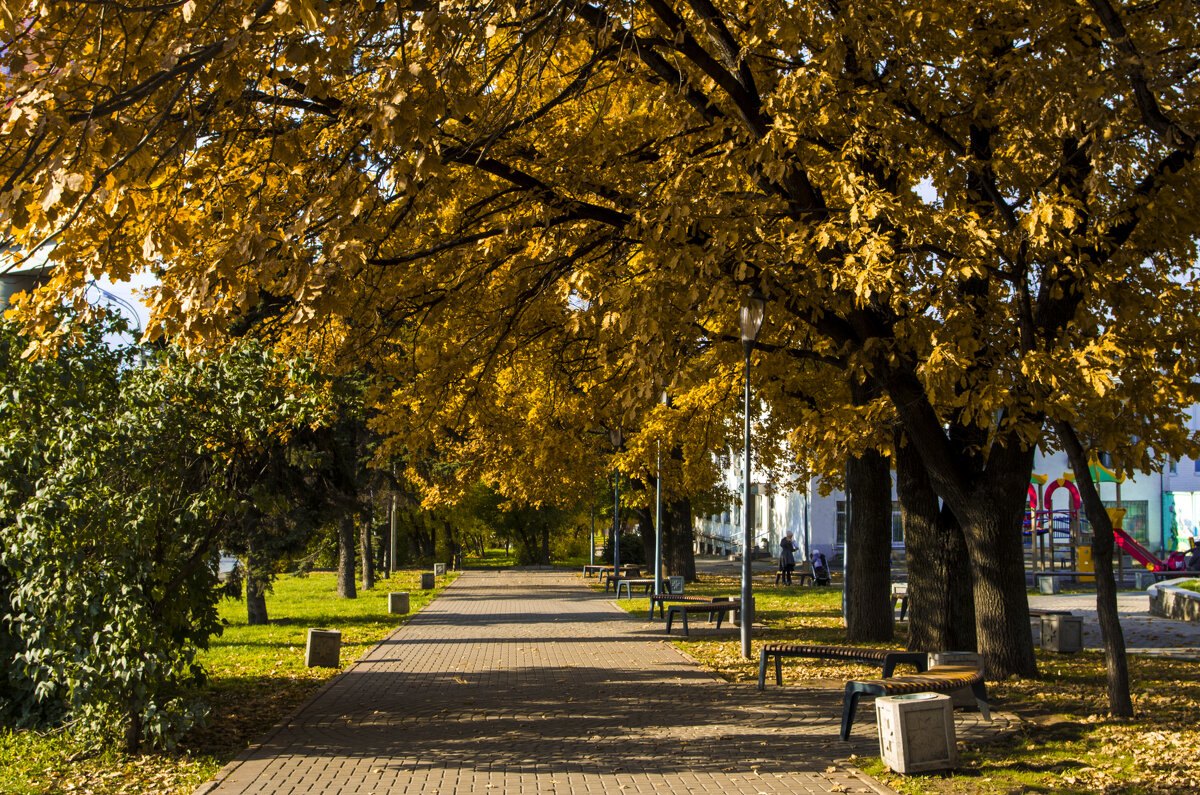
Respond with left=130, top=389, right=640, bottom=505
left=775, top=653, right=783, bottom=686
left=757, top=650, right=769, bottom=690
left=681, top=610, right=689, bottom=635
left=972, top=681, right=991, bottom=721
left=840, top=683, right=867, bottom=741
left=666, top=609, right=675, bottom=634
left=881, top=652, right=928, bottom=678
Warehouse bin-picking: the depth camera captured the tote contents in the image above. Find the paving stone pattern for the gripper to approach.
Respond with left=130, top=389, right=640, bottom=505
left=197, top=570, right=911, bottom=794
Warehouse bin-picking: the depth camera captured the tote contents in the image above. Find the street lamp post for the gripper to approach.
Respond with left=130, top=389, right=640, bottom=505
left=739, top=289, right=766, bottom=659
left=654, top=391, right=672, bottom=595
left=610, top=425, right=624, bottom=572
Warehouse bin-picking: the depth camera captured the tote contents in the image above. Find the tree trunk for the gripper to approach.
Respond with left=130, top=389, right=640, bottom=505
left=960, top=498, right=1036, bottom=678
left=338, top=514, right=357, bottom=598
left=360, top=518, right=374, bottom=591
left=665, top=497, right=697, bottom=582
left=123, top=700, right=143, bottom=754
left=1054, top=421, right=1133, bottom=716
left=845, top=448, right=894, bottom=643
left=246, top=567, right=269, bottom=625
left=634, top=504, right=656, bottom=567
left=245, top=536, right=269, bottom=625
left=880, top=368, right=1039, bottom=678
left=895, top=432, right=975, bottom=651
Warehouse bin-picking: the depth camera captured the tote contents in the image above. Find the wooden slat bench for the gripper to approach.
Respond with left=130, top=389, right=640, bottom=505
left=772, top=569, right=813, bottom=586
left=615, top=577, right=678, bottom=599
left=840, top=664, right=990, bottom=741
left=891, top=582, right=909, bottom=620
left=757, top=644, right=928, bottom=690
left=665, top=600, right=742, bottom=636
left=598, top=566, right=641, bottom=587
left=648, top=594, right=731, bottom=620
left=582, top=564, right=606, bottom=577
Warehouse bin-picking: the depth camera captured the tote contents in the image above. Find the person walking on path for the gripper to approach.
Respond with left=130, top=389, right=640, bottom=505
left=779, top=529, right=797, bottom=585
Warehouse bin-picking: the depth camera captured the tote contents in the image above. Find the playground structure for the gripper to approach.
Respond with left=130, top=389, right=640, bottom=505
left=1024, top=464, right=1189, bottom=584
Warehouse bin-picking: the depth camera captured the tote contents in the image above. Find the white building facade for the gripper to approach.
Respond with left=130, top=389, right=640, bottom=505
left=695, top=444, right=1200, bottom=565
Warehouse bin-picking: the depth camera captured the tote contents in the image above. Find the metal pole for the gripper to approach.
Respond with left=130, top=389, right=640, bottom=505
left=613, top=471, right=621, bottom=572
left=590, top=500, right=595, bottom=566
left=741, top=345, right=754, bottom=659
left=389, top=496, right=398, bottom=578
left=843, top=464, right=851, bottom=627
left=655, top=441, right=663, bottom=595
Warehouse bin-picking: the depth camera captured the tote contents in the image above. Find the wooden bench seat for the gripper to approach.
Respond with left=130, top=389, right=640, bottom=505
left=615, top=578, right=671, bottom=598
left=665, top=600, right=741, bottom=636
left=757, top=644, right=928, bottom=690
left=647, top=594, right=730, bottom=620
left=598, top=566, right=641, bottom=587
left=840, top=664, right=990, bottom=741
left=582, top=564, right=606, bottom=577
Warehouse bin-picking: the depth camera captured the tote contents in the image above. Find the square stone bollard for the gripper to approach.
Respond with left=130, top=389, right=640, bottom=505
left=927, top=651, right=982, bottom=708
left=434, top=562, right=446, bottom=576
left=1135, top=571, right=1156, bottom=590
left=420, top=572, right=436, bottom=589
left=1038, top=575, right=1060, bottom=594
left=668, top=575, right=685, bottom=594
left=305, top=628, right=341, bottom=668
left=876, top=692, right=957, bottom=774
left=388, top=592, right=410, bottom=614
left=1041, top=614, right=1083, bottom=653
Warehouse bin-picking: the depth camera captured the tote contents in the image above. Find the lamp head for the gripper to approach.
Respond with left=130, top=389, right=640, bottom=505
left=609, top=424, right=623, bottom=450
left=739, top=289, right=766, bottom=345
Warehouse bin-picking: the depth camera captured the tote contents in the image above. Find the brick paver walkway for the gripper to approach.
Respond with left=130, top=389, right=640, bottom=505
left=196, top=569, right=914, bottom=794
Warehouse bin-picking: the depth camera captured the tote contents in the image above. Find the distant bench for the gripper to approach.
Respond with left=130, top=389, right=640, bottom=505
left=841, top=664, right=990, bottom=740
left=647, top=594, right=731, bottom=620
left=598, top=566, right=641, bottom=587
left=757, top=644, right=928, bottom=690
left=665, top=599, right=742, bottom=636
left=582, top=565, right=606, bottom=577
left=615, top=577, right=679, bottom=599
left=890, top=582, right=909, bottom=620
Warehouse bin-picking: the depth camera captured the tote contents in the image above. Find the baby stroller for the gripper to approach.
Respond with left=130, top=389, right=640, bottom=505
left=810, top=550, right=831, bottom=586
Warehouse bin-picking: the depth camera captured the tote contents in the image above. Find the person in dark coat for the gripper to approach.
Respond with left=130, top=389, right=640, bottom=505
left=779, top=530, right=797, bottom=585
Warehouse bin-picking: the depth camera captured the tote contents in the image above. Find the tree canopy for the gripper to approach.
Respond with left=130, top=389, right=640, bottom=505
left=4, top=0, right=1200, bottom=677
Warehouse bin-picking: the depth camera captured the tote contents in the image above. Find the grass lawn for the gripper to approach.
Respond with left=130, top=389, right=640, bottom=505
left=0, top=568, right=456, bottom=795
left=610, top=573, right=1200, bottom=794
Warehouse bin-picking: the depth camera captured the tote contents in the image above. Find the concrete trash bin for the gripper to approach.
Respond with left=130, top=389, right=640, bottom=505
left=420, top=572, right=435, bottom=589
left=305, top=628, right=341, bottom=668
left=434, top=562, right=446, bottom=575
left=1038, top=575, right=1060, bottom=594
left=668, top=576, right=684, bottom=594
left=388, top=592, right=410, bottom=614
left=876, top=692, right=957, bottom=774
left=1041, top=614, right=1083, bottom=653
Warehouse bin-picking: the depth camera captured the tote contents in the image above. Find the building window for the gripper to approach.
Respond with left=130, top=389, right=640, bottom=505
left=836, top=500, right=905, bottom=546
left=835, top=500, right=846, bottom=547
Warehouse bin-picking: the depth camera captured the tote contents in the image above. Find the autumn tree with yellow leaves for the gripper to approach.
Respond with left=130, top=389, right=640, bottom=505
left=4, top=1, right=1200, bottom=704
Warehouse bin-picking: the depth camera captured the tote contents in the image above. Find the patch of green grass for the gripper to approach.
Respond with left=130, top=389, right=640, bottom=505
left=0, top=568, right=456, bottom=795
left=463, top=548, right=518, bottom=568
left=1176, top=579, right=1199, bottom=592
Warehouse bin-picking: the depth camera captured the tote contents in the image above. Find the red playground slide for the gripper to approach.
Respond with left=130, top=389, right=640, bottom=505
left=1113, top=526, right=1188, bottom=573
